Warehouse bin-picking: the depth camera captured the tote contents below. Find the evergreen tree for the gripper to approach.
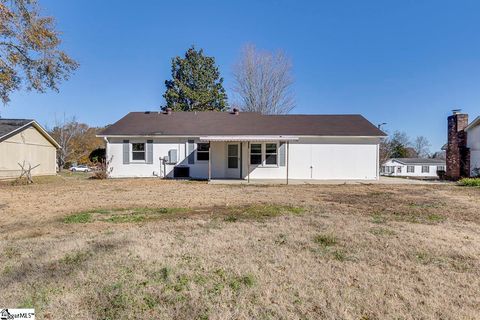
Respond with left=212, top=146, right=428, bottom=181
left=163, top=46, right=227, bottom=111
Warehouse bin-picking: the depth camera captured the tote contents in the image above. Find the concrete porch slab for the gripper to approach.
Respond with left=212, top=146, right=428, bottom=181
left=208, top=177, right=453, bottom=185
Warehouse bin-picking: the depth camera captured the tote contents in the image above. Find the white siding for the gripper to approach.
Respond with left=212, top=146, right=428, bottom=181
left=467, top=124, right=480, bottom=176
left=107, top=136, right=381, bottom=180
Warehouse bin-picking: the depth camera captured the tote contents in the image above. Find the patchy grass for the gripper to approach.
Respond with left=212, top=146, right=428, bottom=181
left=412, top=250, right=476, bottom=272
left=61, top=250, right=91, bottom=266
left=105, top=214, right=146, bottom=223
left=369, top=227, right=396, bottom=236
left=65, top=205, right=305, bottom=224
left=426, top=213, right=446, bottom=223
left=313, top=234, right=348, bottom=261
left=223, top=205, right=305, bottom=222
left=1, top=178, right=480, bottom=319
left=370, top=210, right=446, bottom=225
left=458, top=178, right=480, bottom=187
left=313, top=234, right=337, bottom=247
left=63, top=212, right=92, bottom=224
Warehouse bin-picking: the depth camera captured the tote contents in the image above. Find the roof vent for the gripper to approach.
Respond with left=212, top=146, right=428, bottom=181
left=231, top=108, right=239, bottom=115
left=452, top=108, right=462, bottom=115
left=164, top=108, right=172, bottom=115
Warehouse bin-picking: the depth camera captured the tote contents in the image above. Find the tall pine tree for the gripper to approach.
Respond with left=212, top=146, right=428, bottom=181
left=163, top=46, right=228, bottom=111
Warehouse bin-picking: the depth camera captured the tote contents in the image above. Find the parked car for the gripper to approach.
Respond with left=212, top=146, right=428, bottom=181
left=69, top=164, right=91, bottom=172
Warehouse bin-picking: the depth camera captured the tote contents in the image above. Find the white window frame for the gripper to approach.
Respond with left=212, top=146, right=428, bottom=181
left=437, top=165, right=445, bottom=171
left=249, top=143, right=263, bottom=166
left=249, top=142, right=279, bottom=167
left=264, top=143, right=278, bottom=166
left=421, top=165, right=430, bottom=173
left=227, top=143, right=239, bottom=169
left=384, top=166, right=394, bottom=174
left=407, top=165, right=415, bottom=173
left=131, top=142, right=146, bottom=162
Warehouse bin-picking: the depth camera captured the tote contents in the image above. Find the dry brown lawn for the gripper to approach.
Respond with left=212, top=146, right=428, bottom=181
left=0, top=174, right=479, bottom=319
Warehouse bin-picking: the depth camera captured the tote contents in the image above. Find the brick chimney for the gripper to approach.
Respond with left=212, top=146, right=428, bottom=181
left=446, top=110, right=470, bottom=180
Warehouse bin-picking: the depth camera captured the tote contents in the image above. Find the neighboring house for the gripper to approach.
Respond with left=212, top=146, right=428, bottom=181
left=98, top=109, right=386, bottom=181
left=446, top=111, right=480, bottom=179
left=0, top=119, right=60, bottom=179
left=381, top=158, right=446, bottom=178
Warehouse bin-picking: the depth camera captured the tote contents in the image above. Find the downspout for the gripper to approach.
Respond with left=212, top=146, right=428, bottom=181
left=286, top=141, right=289, bottom=185
left=208, top=141, right=211, bottom=181
left=247, top=141, right=250, bottom=183
left=376, top=142, right=380, bottom=180
left=103, top=137, right=109, bottom=175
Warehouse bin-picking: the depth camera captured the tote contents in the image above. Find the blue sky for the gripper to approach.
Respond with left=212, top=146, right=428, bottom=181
left=2, top=0, right=480, bottom=151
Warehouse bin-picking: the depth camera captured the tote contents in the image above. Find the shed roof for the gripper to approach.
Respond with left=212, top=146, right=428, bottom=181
left=0, top=119, right=60, bottom=148
left=0, top=119, right=33, bottom=138
left=98, top=112, right=386, bottom=137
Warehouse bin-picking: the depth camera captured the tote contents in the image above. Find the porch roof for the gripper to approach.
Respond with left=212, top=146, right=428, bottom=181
left=199, top=135, right=299, bottom=142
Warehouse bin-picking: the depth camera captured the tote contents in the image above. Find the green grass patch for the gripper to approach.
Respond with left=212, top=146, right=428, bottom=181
left=64, top=207, right=189, bottom=224
left=63, top=212, right=92, bottom=224
left=332, top=249, right=347, bottom=261
left=105, top=214, right=146, bottom=223
left=458, top=178, right=480, bottom=187
left=313, top=234, right=337, bottom=247
left=426, top=213, right=446, bottom=223
left=229, top=274, right=255, bottom=291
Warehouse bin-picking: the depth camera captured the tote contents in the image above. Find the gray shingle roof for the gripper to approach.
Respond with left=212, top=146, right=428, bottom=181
left=0, top=119, right=33, bottom=139
left=99, top=112, right=386, bottom=137
left=0, top=119, right=60, bottom=148
left=391, top=158, right=446, bottom=165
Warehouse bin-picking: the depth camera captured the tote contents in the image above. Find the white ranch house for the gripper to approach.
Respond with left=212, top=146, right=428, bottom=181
left=98, top=109, right=386, bottom=182
left=381, top=158, right=446, bottom=178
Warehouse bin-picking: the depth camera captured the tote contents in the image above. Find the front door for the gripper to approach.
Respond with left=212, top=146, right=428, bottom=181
left=226, top=143, right=241, bottom=178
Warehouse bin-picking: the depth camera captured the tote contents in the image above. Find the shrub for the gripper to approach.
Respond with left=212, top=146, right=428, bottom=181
left=90, top=156, right=113, bottom=180
left=458, top=178, right=480, bottom=187
left=437, top=170, right=446, bottom=180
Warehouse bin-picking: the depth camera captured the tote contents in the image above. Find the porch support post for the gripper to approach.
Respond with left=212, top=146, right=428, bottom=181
left=208, top=142, right=211, bottom=181
left=286, top=141, right=289, bottom=185
left=247, top=141, right=250, bottom=183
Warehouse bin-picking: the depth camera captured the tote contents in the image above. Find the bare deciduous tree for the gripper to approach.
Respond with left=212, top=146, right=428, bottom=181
left=233, top=44, right=294, bottom=114
left=413, top=136, right=431, bottom=158
left=49, top=115, right=81, bottom=170
left=49, top=116, right=104, bottom=170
